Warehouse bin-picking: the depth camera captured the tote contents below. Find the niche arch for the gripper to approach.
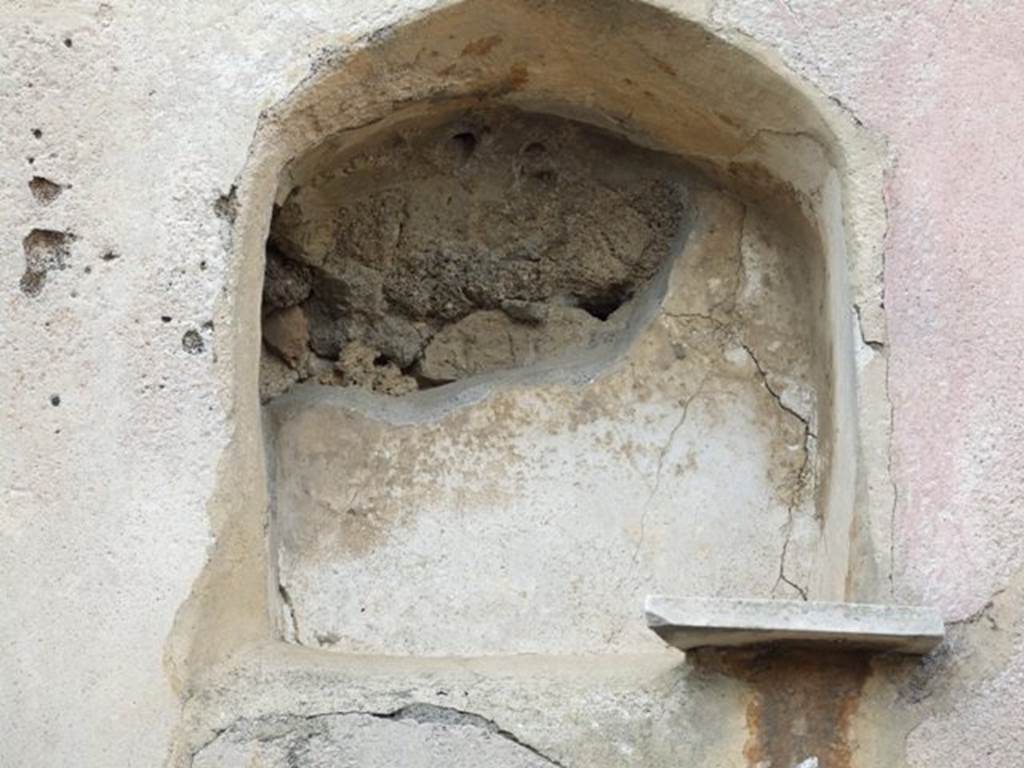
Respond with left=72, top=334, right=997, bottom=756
left=175, top=0, right=893, bottom=679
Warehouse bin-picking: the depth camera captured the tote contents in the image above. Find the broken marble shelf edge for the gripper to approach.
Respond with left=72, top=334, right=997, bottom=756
left=644, top=595, right=945, bottom=654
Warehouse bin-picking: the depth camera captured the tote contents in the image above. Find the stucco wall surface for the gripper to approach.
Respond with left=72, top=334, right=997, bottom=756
left=1, top=1, right=1021, bottom=767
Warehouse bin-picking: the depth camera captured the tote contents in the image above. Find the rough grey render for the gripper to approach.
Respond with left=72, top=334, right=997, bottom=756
left=180, top=649, right=742, bottom=768
left=260, top=108, right=688, bottom=400
left=193, top=705, right=562, bottom=768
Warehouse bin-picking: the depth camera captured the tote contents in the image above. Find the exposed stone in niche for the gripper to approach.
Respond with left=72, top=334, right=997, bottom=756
left=259, top=108, right=689, bottom=401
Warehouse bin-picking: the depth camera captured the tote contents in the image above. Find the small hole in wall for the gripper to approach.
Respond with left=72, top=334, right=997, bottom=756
left=578, top=285, right=632, bottom=321
left=182, top=329, right=205, bottom=354
left=50, top=394, right=61, bottom=406
left=63, top=37, right=73, bottom=48
left=29, top=176, right=65, bottom=205
left=20, top=228, right=75, bottom=298
left=450, top=131, right=477, bottom=163
left=518, top=141, right=557, bottom=185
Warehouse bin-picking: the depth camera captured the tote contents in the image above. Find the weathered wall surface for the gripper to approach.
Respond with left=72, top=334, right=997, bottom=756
left=268, top=188, right=819, bottom=657
left=2, top=2, right=1022, bottom=767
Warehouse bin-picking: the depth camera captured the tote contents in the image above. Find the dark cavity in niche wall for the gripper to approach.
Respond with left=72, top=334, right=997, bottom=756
left=259, top=107, right=690, bottom=402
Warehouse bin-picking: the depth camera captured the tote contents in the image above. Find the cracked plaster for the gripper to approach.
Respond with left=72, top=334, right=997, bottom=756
left=266, top=186, right=822, bottom=656
left=3, top=1, right=1020, bottom=766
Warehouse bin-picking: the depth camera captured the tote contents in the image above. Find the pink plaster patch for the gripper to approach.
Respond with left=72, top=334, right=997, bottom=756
left=872, top=2, right=1024, bottom=618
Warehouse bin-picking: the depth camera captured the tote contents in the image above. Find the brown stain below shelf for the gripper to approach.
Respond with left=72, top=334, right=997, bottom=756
left=693, top=647, right=871, bottom=768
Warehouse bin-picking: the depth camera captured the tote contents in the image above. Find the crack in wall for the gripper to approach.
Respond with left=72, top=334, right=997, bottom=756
left=737, top=339, right=816, bottom=436
left=664, top=310, right=815, bottom=599
left=775, top=434, right=812, bottom=601
left=886, top=391, right=898, bottom=597
left=603, top=372, right=710, bottom=647
left=192, top=702, right=567, bottom=767
left=726, top=127, right=830, bottom=169
left=632, top=374, right=710, bottom=566
left=737, top=339, right=814, bottom=601
left=277, top=582, right=301, bottom=642
left=872, top=170, right=898, bottom=597
left=948, top=586, right=1006, bottom=629
left=389, top=703, right=568, bottom=767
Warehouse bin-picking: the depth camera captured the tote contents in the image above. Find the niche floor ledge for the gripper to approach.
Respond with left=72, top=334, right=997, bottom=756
left=645, top=596, right=945, bottom=654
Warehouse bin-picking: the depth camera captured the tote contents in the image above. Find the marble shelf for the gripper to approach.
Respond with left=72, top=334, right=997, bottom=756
left=645, top=595, right=945, bottom=654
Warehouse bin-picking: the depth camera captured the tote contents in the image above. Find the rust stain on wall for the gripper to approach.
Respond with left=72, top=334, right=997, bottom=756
left=695, top=648, right=872, bottom=768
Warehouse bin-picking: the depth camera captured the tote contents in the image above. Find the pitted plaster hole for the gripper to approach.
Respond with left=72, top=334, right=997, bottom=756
left=29, top=176, right=65, bottom=205
left=213, top=186, right=238, bottom=222
left=259, top=107, right=690, bottom=402
left=449, top=130, right=477, bottom=163
left=20, top=229, right=75, bottom=297
left=182, top=329, right=205, bottom=354
left=518, top=140, right=557, bottom=186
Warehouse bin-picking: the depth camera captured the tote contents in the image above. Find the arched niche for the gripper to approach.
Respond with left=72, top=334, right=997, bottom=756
left=179, top=0, right=893, bottom=674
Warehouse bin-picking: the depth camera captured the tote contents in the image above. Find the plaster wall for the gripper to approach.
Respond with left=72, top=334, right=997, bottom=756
left=267, top=187, right=820, bottom=656
left=1, top=1, right=1022, bottom=767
